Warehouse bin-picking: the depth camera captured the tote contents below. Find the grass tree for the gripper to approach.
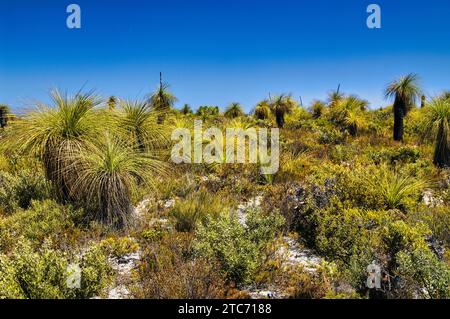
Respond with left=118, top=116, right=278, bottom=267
left=180, top=104, right=192, bottom=115
left=327, top=85, right=344, bottom=108
left=116, top=99, right=168, bottom=152
left=310, top=100, right=326, bottom=119
left=224, top=102, right=244, bottom=119
left=385, top=74, right=422, bottom=141
left=423, top=98, right=450, bottom=167
left=10, top=90, right=102, bottom=199
left=9, top=90, right=169, bottom=228
left=149, top=73, right=177, bottom=123
left=67, top=134, right=166, bottom=228
left=334, top=95, right=369, bottom=136
left=107, top=96, right=117, bottom=111
left=0, top=104, right=10, bottom=128
left=254, top=99, right=271, bottom=120
left=269, top=94, right=296, bottom=128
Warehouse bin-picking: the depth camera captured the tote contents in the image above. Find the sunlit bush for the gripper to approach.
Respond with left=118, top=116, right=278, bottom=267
left=194, top=209, right=284, bottom=285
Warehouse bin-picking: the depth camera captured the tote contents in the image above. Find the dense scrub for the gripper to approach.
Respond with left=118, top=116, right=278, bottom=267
left=0, top=84, right=449, bottom=299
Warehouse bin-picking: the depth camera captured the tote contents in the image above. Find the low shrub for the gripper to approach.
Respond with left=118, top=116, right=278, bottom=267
left=0, top=240, right=112, bottom=299
left=133, top=233, right=226, bottom=299
left=396, top=248, right=450, bottom=299
left=99, top=237, right=139, bottom=258
left=0, top=169, right=51, bottom=214
left=194, top=209, right=284, bottom=285
left=0, top=199, right=83, bottom=251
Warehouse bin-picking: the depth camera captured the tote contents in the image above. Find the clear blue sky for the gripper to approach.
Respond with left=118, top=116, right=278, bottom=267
left=1, top=0, right=450, bottom=113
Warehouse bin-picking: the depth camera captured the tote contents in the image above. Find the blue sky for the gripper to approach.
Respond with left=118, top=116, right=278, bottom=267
left=1, top=0, right=450, bottom=113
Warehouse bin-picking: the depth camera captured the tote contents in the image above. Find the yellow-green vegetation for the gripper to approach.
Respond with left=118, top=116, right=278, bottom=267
left=0, top=76, right=449, bottom=299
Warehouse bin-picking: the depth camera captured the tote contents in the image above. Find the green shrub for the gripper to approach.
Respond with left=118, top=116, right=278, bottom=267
left=0, top=170, right=51, bottom=214
left=3, top=240, right=69, bottom=299
left=318, top=127, right=347, bottom=145
left=396, top=248, right=450, bottom=299
left=0, top=199, right=82, bottom=251
left=0, top=240, right=112, bottom=299
left=368, top=146, right=421, bottom=165
left=0, top=255, right=24, bottom=299
left=99, top=236, right=139, bottom=258
left=78, top=244, right=113, bottom=298
left=381, top=220, right=431, bottom=270
left=194, top=209, right=284, bottom=285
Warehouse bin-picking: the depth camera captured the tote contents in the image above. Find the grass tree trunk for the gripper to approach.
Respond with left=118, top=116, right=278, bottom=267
left=393, top=100, right=404, bottom=141
left=275, top=111, right=284, bottom=128
left=433, top=117, right=450, bottom=168
left=0, top=109, right=6, bottom=128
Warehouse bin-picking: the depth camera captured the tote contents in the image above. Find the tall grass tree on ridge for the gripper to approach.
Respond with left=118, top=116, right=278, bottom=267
left=310, top=100, right=326, bottom=119
left=180, top=104, right=193, bottom=115
left=149, top=73, right=178, bottom=123
left=224, top=102, right=244, bottom=119
left=385, top=74, right=422, bottom=141
left=254, top=99, right=271, bottom=120
left=327, top=84, right=344, bottom=108
left=0, top=104, right=10, bottom=128
left=270, top=94, right=296, bottom=128
left=423, top=98, right=450, bottom=167
left=107, top=96, right=117, bottom=111
left=330, top=95, right=369, bottom=136
left=8, top=89, right=103, bottom=200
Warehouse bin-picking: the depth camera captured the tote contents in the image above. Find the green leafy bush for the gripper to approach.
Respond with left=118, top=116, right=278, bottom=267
left=368, top=146, right=421, bottom=165
left=396, top=248, right=450, bottom=299
left=99, top=236, right=140, bottom=258
left=194, top=209, right=284, bottom=285
left=0, top=240, right=112, bottom=299
left=318, top=127, right=347, bottom=145
left=0, top=199, right=82, bottom=251
left=0, top=170, right=51, bottom=214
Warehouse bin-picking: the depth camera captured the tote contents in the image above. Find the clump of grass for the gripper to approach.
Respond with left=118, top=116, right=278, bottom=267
left=369, top=165, right=428, bottom=210
left=170, top=188, right=224, bottom=232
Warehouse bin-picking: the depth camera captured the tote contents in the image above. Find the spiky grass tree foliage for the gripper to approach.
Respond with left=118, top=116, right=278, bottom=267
left=327, top=90, right=344, bottom=108
left=254, top=100, right=271, bottom=120
left=180, top=104, right=192, bottom=115
left=423, top=98, right=450, bottom=167
left=67, top=134, right=166, bottom=228
left=310, top=100, right=326, bottom=119
left=10, top=90, right=102, bottom=200
left=149, top=82, right=177, bottom=111
left=196, top=106, right=220, bottom=120
left=385, top=74, right=422, bottom=141
left=330, top=95, right=369, bottom=136
left=224, top=102, right=244, bottom=119
left=270, top=94, right=296, bottom=128
left=107, top=96, right=117, bottom=111
left=116, top=99, right=168, bottom=152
